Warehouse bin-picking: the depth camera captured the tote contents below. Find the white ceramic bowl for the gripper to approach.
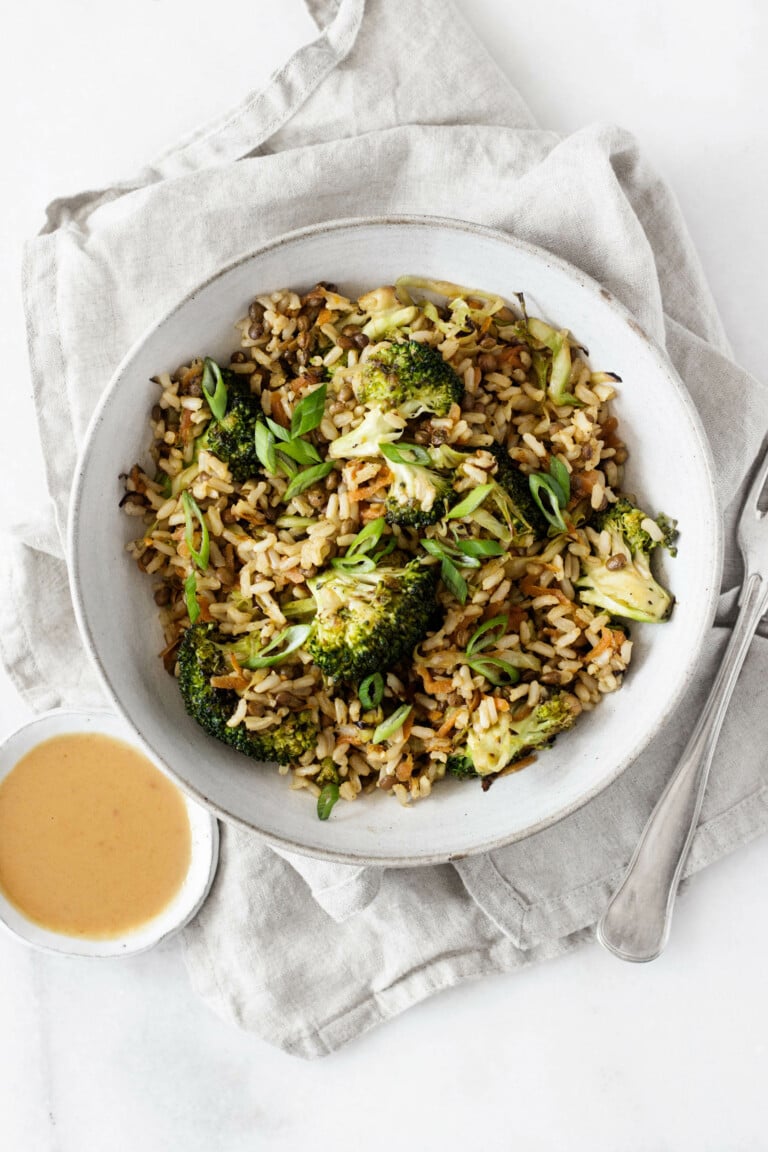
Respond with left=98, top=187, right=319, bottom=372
left=69, top=217, right=721, bottom=866
left=0, top=710, right=218, bottom=957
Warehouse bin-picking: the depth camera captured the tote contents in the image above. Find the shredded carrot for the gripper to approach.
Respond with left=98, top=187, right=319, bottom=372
left=317, top=308, right=333, bottom=326
left=180, top=363, right=202, bottom=385
left=415, top=664, right=453, bottom=695
left=197, top=598, right=213, bottom=623
left=588, top=627, right=614, bottom=661
left=498, top=753, right=536, bottom=778
left=520, top=576, right=570, bottom=604
left=436, top=711, right=458, bottom=738
left=401, top=712, right=415, bottom=742
left=479, top=315, right=492, bottom=335
left=396, top=753, right=414, bottom=782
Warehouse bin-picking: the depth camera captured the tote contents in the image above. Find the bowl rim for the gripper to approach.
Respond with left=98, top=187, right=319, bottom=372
left=68, top=213, right=723, bottom=867
left=0, top=708, right=219, bottom=957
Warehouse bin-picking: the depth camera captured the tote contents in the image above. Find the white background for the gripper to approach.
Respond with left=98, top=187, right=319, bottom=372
left=2, top=2, right=767, bottom=1149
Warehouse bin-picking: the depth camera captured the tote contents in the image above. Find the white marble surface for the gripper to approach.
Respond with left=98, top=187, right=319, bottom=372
left=1, top=1, right=767, bottom=1148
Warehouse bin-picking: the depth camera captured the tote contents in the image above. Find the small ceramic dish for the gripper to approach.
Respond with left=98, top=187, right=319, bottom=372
left=0, top=709, right=218, bottom=958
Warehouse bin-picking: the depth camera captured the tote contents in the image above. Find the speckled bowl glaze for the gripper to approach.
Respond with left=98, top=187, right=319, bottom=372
left=69, top=217, right=721, bottom=866
left=0, top=710, right=218, bottom=957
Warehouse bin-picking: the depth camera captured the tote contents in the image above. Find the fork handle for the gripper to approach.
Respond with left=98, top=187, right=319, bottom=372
left=597, top=571, right=768, bottom=962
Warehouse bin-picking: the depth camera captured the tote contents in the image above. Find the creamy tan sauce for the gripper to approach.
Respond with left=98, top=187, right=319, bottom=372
left=0, top=732, right=191, bottom=938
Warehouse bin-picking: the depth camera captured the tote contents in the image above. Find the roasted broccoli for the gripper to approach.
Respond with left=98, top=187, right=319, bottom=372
left=577, top=498, right=675, bottom=623
left=447, top=694, right=578, bottom=778
left=307, top=561, right=439, bottom=681
left=177, top=622, right=317, bottom=764
left=485, top=442, right=548, bottom=544
left=357, top=340, right=464, bottom=418
left=383, top=450, right=457, bottom=527
left=328, top=407, right=406, bottom=460
left=203, top=372, right=264, bottom=482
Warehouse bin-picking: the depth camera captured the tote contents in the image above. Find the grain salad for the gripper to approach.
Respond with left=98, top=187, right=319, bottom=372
left=122, top=277, right=677, bottom=819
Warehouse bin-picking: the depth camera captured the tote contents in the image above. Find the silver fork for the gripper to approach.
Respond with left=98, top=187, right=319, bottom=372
left=597, top=440, right=768, bottom=962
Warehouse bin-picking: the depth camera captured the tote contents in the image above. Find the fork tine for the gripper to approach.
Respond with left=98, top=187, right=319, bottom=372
left=745, top=436, right=768, bottom=515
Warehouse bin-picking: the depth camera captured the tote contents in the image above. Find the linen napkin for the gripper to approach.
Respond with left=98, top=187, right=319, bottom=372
left=5, top=0, right=768, bottom=1057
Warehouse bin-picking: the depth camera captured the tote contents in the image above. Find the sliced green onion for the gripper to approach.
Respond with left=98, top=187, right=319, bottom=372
left=239, top=623, right=311, bottom=670
left=379, top=442, right=432, bottom=466
left=421, top=538, right=481, bottom=569
left=439, top=556, right=468, bottom=603
left=346, top=516, right=387, bottom=555
left=529, top=474, right=567, bottom=533
left=275, top=515, right=317, bottom=530
left=255, top=422, right=277, bottom=474
left=330, top=554, right=376, bottom=573
left=183, top=571, right=200, bottom=624
left=359, top=672, right=385, bottom=710
left=283, top=461, right=335, bottom=501
left=467, top=614, right=509, bottom=656
left=276, top=451, right=299, bottom=478
left=290, top=383, right=327, bottom=439
left=265, top=416, right=291, bottom=442
left=454, top=538, right=506, bottom=559
left=276, top=437, right=322, bottom=466
left=372, top=703, right=412, bottom=744
left=181, top=491, right=210, bottom=571
left=464, top=656, right=520, bottom=686
left=446, top=483, right=494, bottom=521
left=548, top=455, right=571, bottom=504
left=282, top=598, right=317, bottom=619
left=201, top=358, right=228, bottom=421
left=317, top=782, right=340, bottom=821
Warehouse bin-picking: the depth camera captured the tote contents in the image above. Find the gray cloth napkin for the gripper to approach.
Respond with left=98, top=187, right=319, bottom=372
left=5, top=0, right=768, bottom=1057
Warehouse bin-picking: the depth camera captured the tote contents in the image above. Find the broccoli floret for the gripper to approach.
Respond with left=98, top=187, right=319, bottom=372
left=203, top=372, right=264, bottom=482
left=357, top=340, right=464, bottom=418
left=307, top=561, right=439, bottom=681
left=328, top=407, right=406, bottom=460
left=577, top=499, right=674, bottom=623
left=448, top=694, right=578, bottom=778
left=384, top=459, right=457, bottom=527
left=486, top=442, right=548, bottom=544
left=427, top=444, right=468, bottom=470
left=445, top=754, right=476, bottom=779
left=177, top=622, right=317, bottom=764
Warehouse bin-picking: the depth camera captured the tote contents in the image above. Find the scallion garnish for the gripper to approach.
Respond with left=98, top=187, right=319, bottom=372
left=529, top=473, right=567, bottom=533
left=359, top=672, right=385, bottom=710
left=255, top=422, right=277, bottom=474
left=290, top=383, right=328, bottom=439
left=379, top=442, right=432, bottom=466
left=181, top=491, right=210, bottom=570
left=265, top=416, right=292, bottom=442
left=317, top=782, right=340, bottom=821
left=453, top=537, right=506, bottom=559
left=183, top=571, right=200, bottom=624
left=464, top=656, right=520, bottom=686
left=331, top=517, right=394, bottom=571
left=283, top=460, right=335, bottom=501
left=346, top=516, right=387, bottom=555
left=282, top=598, right=317, bottom=618
left=201, top=357, right=228, bottom=421
left=275, top=437, right=322, bottom=466
left=466, top=614, right=509, bottom=656
left=372, top=703, right=412, bottom=744
left=547, top=455, right=571, bottom=504
left=445, top=483, right=494, bottom=520
left=238, top=623, right=312, bottom=670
